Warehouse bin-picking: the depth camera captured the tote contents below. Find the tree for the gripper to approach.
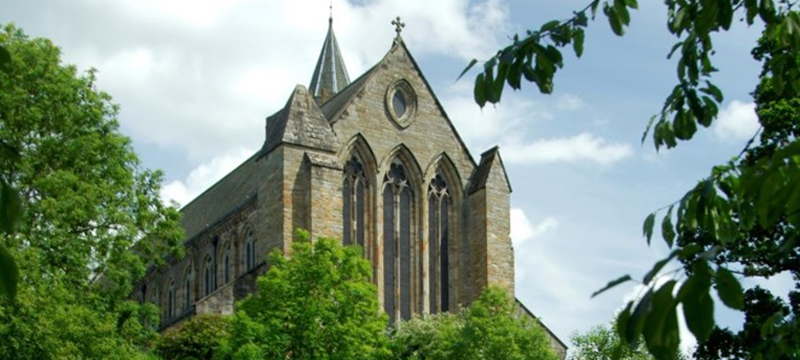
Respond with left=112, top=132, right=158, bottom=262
left=569, top=322, right=682, bottom=360
left=155, top=314, right=230, bottom=360
left=218, top=230, right=390, bottom=360
left=0, top=24, right=184, bottom=359
left=461, top=0, right=800, bottom=359
left=388, top=287, right=557, bottom=360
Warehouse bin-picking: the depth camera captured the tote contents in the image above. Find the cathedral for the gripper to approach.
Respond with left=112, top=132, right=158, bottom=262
left=134, top=15, right=566, bottom=357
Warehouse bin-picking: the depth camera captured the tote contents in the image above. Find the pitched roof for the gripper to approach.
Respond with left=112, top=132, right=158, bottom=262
left=468, top=146, right=512, bottom=194
left=309, top=18, right=350, bottom=103
left=319, top=64, right=378, bottom=123
left=179, top=151, right=260, bottom=241
left=262, top=85, right=338, bottom=154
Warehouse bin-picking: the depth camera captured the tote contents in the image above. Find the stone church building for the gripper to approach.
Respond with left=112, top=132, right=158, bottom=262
left=134, top=16, right=566, bottom=357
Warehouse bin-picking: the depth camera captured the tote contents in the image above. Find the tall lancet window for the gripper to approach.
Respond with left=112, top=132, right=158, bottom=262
left=383, top=161, right=413, bottom=323
left=342, top=155, right=367, bottom=250
left=203, top=256, right=214, bottom=297
left=184, top=266, right=193, bottom=310
left=428, top=174, right=450, bottom=313
left=167, top=280, right=175, bottom=319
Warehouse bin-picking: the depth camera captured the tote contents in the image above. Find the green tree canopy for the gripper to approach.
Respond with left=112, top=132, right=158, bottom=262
left=0, top=24, right=184, bottom=359
left=569, top=322, right=687, bottom=360
left=389, top=287, right=559, bottom=360
left=462, top=0, right=800, bottom=359
left=219, top=230, right=389, bottom=360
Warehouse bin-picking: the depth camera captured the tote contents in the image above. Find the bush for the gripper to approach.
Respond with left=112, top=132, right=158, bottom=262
left=155, top=315, right=230, bottom=360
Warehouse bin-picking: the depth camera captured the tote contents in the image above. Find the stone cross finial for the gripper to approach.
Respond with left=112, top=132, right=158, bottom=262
left=392, top=16, right=405, bottom=38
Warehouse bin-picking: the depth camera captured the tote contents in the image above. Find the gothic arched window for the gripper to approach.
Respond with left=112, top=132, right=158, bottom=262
left=223, top=243, right=232, bottom=283
left=167, top=280, right=175, bottom=318
left=383, top=161, right=414, bottom=323
left=343, top=155, right=367, bottom=249
left=203, top=256, right=215, bottom=297
left=184, top=266, right=193, bottom=310
left=245, top=230, right=255, bottom=271
left=428, top=174, right=450, bottom=313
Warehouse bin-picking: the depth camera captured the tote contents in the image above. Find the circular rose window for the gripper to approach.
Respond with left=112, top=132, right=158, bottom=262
left=386, top=79, right=416, bottom=128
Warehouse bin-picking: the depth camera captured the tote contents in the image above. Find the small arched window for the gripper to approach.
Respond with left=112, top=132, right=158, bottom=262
left=203, top=256, right=215, bottom=297
left=167, top=281, right=175, bottom=318
left=245, top=230, right=256, bottom=271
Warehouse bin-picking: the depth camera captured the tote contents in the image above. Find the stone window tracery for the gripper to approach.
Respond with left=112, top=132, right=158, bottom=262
left=428, top=173, right=450, bottom=313
left=343, top=155, right=367, bottom=250
left=383, top=161, right=414, bottom=323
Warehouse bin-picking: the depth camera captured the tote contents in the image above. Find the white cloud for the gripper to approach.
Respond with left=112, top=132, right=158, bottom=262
left=713, top=100, right=759, bottom=142
left=556, top=93, right=586, bottom=111
left=160, top=147, right=255, bottom=207
left=503, top=133, right=633, bottom=166
left=510, top=208, right=559, bottom=247
left=442, top=85, right=632, bottom=167
left=4, top=0, right=509, bottom=164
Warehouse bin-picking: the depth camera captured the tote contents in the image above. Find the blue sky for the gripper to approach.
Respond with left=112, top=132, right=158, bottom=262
left=2, top=0, right=794, bottom=353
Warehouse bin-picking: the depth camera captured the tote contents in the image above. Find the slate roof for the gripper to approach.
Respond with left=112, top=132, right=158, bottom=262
left=319, top=64, right=378, bottom=123
left=179, top=151, right=260, bottom=241
left=309, top=18, right=351, bottom=103
left=468, top=146, right=512, bottom=194
left=262, top=85, right=338, bottom=154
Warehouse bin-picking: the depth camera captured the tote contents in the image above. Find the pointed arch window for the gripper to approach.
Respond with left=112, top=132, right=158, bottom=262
left=245, top=230, right=256, bottom=271
left=224, top=243, right=232, bottom=283
left=203, top=256, right=215, bottom=297
left=167, top=281, right=175, bottom=319
left=428, top=174, right=450, bottom=313
left=343, top=155, right=367, bottom=250
left=184, top=266, right=193, bottom=310
left=383, top=161, right=414, bottom=323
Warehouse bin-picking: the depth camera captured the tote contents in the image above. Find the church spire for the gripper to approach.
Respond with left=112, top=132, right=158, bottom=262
left=308, top=9, right=350, bottom=103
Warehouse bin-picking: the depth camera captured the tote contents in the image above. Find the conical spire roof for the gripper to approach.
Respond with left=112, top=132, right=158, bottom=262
left=309, top=17, right=350, bottom=103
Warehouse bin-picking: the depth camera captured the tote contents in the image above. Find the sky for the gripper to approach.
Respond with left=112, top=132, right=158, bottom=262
left=2, top=0, right=796, bottom=354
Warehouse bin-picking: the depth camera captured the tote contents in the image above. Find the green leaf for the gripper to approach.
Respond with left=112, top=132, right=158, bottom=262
left=678, top=266, right=714, bottom=342
left=626, top=289, right=653, bottom=347
left=0, top=243, right=18, bottom=300
left=662, top=211, right=676, bottom=248
left=474, top=73, right=487, bottom=108
left=715, top=267, right=744, bottom=310
left=643, top=281, right=679, bottom=359
left=592, top=274, right=633, bottom=298
left=0, top=180, right=22, bottom=234
left=458, top=59, right=479, bottom=81
left=605, top=6, right=625, bottom=36
left=540, top=20, right=561, bottom=32
left=573, top=28, right=585, bottom=58
left=624, top=0, right=638, bottom=10
left=643, top=212, right=656, bottom=245
left=616, top=302, right=633, bottom=343
left=643, top=251, right=678, bottom=285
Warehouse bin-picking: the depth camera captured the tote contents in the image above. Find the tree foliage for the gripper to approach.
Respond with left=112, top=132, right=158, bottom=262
left=218, top=230, right=390, bottom=360
left=389, top=286, right=559, bottom=360
left=0, top=24, right=184, bottom=359
left=569, top=322, right=687, bottom=360
left=155, top=314, right=230, bottom=360
left=463, top=0, right=800, bottom=359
